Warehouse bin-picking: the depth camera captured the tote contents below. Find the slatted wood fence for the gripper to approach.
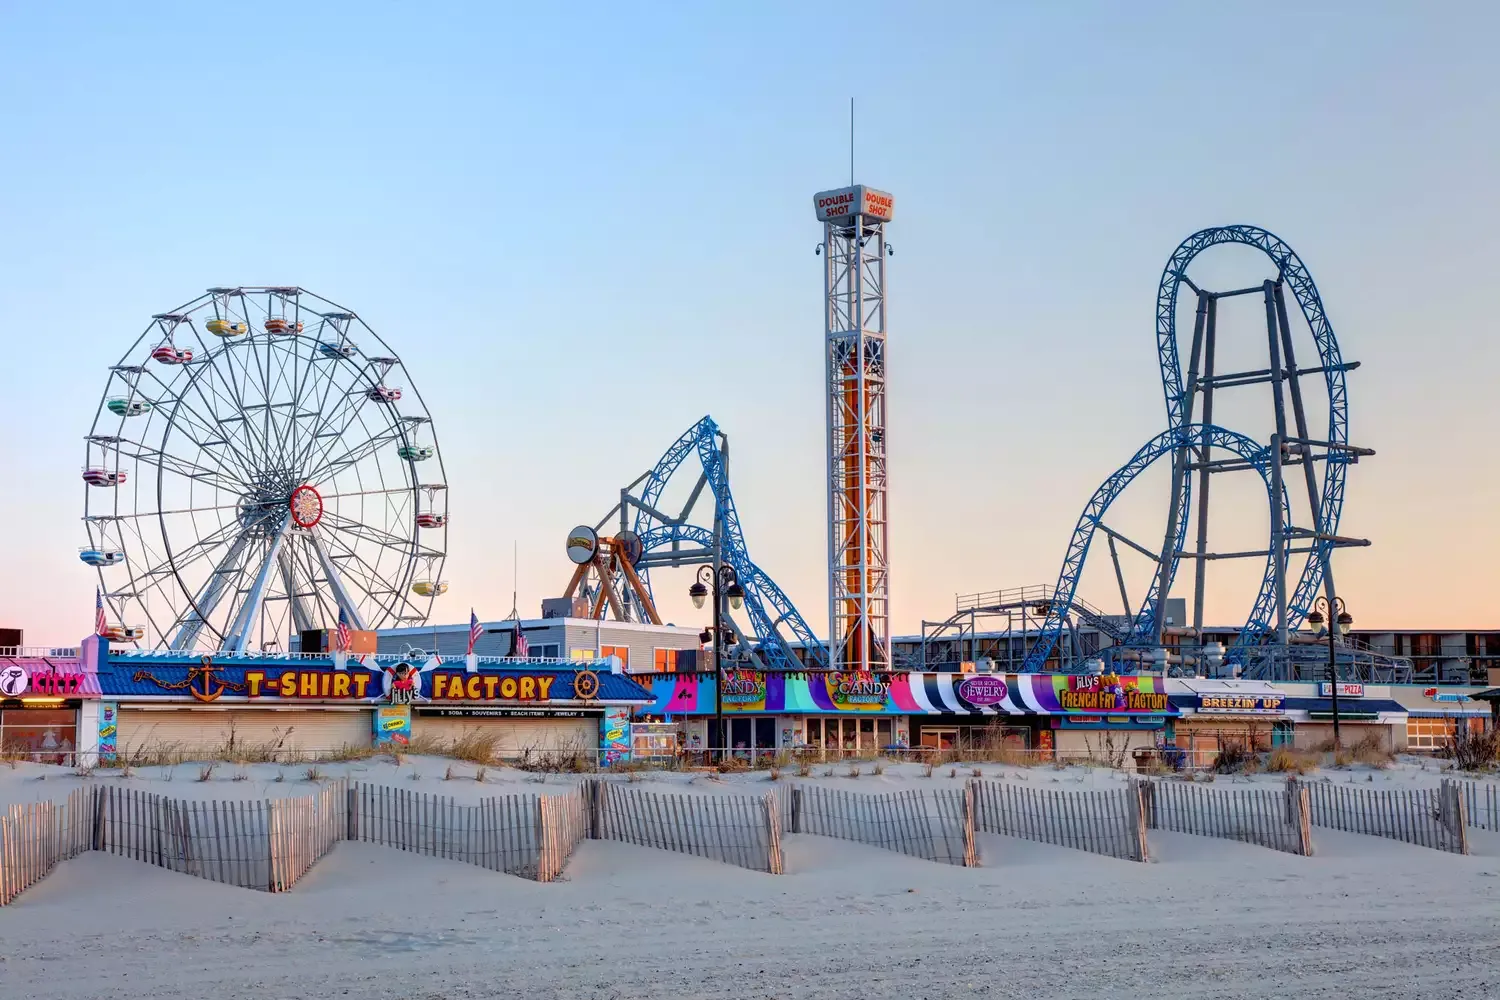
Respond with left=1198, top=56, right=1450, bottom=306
left=970, top=780, right=1148, bottom=861
left=1456, top=781, right=1499, bottom=832
left=345, top=782, right=545, bottom=878
left=1139, top=780, right=1312, bottom=856
left=590, top=781, right=782, bottom=873
left=1298, top=778, right=1468, bottom=854
left=787, top=784, right=977, bottom=866
left=270, top=781, right=349, bottom=890
left=0, top=788, right=93, bottom=904
left=92, top=782, right=350, bottom=891
left=537, top=790, right=588, bottom=882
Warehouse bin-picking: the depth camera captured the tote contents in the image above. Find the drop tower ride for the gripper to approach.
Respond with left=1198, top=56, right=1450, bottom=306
left=815, top=184, right=894, bottom=675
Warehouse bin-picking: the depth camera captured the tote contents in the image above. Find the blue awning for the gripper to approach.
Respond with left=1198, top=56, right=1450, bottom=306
left=1279, top=697, right=1404, bottom=720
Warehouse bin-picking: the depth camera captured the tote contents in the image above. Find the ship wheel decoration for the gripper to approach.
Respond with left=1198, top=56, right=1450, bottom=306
left=573, top=669, right=600, bottom=701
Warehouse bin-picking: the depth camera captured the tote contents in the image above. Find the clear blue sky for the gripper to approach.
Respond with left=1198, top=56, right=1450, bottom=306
left=2, top=2, right=1496, bottom=645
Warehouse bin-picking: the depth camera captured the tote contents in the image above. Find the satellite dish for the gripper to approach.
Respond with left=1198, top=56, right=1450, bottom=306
left=566, top=525, right=598, bottom=565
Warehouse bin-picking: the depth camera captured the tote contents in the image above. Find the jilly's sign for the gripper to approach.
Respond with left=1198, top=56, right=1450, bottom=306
left=1059, top=674, right=1169, bottom=714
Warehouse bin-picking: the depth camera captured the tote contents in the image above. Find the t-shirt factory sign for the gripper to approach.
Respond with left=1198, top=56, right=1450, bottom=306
left=125, top=662, right=585, bottom=706
left=242, top=667, right=568, bottom=703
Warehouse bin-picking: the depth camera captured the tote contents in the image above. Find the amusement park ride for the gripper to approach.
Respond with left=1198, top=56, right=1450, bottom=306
left=77, top=207, right=1395, bottom=683
left=82, top=287, right=449, bottom=653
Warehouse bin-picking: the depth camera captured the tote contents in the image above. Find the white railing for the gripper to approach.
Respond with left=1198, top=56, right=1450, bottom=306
left=0, top=647, right=82, bottom=660
left=106, top=649, right=608, bottom=670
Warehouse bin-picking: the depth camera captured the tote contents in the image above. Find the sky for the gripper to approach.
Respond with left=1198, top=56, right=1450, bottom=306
left=1, top=1, right=1496, bottom=647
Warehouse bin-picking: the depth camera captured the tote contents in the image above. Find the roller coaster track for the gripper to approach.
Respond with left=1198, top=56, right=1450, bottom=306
left=613, top=416, right=827, bottom=671
left=1022, top=226, right=1356, bottom=671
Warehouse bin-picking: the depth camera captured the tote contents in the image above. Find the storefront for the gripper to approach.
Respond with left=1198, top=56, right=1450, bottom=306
left=895, top=672, right=1173, bottom=757
left=639, top=670, right=909, bottom=755
left=1389, top=685, right=1491, bottom=752
left=1168, top=679, right=1293, bottom=757
left=1278, top=682, right=1408, bottom=751
left=0, top=647, right=102, bottom=763
left=99, top=650, right=651, bottom=764
left=639, top=670, right=1173, bottom=758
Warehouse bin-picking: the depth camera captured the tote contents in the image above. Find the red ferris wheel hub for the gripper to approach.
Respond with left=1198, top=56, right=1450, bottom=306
left=289, top=484, right=324, bottom=528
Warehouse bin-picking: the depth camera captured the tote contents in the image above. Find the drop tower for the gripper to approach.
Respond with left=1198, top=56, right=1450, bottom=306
left=815, top=184, right=893, bottom=674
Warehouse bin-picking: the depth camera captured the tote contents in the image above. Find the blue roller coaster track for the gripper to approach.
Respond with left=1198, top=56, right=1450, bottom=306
left=1156, top=225, right=1350, bottom=636
left=624, top=416, right=827, bottom=672
left=1020, top=424, right=1287, bottom=671
left=1022, top=225, right=1355, bottom=671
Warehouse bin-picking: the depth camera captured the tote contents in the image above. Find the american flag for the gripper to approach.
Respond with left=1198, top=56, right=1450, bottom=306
left=95, top=588, right=108, bottom=635
left=512, top=620, right=529, bottom=659
left=336, top=607, right=352, bottom=653
left=467, top=609, right=481, bottom=655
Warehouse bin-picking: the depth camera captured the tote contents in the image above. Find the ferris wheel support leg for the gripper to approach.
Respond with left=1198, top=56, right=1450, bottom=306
left=278, top=545, right=315, bottom=637
left=170, top=530, right=254, bottom=651
left=224, top=518, right=294, bottom=653
left=309, top=528, right=369, bottom=631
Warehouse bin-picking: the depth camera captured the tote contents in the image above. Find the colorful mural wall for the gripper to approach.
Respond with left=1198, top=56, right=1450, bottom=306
left=643, top=671, right=1174, bottom=717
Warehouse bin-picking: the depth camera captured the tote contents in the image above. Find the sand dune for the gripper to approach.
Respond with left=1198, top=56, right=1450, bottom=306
left=1, top=806, right=1495, bottom=999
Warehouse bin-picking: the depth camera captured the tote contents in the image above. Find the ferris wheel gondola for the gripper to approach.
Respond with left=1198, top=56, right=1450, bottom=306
left=82, top=286, right=449, bottom=652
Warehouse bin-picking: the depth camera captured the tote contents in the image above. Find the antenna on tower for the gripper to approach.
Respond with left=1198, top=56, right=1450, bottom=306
left=849, top=97, right=854, bottom=186
left=506, top=540, right=520, bottom=621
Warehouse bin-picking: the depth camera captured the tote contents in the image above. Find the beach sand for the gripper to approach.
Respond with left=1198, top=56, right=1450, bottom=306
left=1, top=758, right=1496, bottom=999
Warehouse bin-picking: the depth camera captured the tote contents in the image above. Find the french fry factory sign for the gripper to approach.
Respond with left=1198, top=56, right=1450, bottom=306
left=241, top=668, right=564, bottom=703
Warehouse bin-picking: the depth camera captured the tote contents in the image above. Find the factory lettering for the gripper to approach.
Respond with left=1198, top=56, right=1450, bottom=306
left=1059, top=689, right=1169, bottom=713
left=429, top=672, right=555, bottom=702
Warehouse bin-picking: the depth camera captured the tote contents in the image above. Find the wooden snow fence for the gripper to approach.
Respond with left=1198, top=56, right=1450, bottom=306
left=0, top=788, right=93, bottom=905
left=786, top=784, right=977, bottom=867
left=345, top=782, right=587, bottom=882
left=91, top=781, right=350, bottom=892
left=970, top=779, right=1149, bottom=861
left=1298, top=778, right=1468, bottom=854
left=269, top=780, right=349, bottom=890
left=1137, top=779, right=1312, bottom=856
left=587, top=780, right=783, bottom=874
left=1455, top=781, right=1499, bottom=833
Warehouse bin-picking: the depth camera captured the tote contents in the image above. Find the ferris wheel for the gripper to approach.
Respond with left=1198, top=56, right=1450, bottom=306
left=81, top=287, right=449, bottom=652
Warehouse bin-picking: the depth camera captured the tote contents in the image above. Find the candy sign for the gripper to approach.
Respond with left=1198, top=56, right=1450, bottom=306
left=957, top=676, right=1009, bottom=706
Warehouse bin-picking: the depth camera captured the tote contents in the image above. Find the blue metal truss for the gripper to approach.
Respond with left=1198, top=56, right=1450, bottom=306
left=630, top=416, right=827, bottom=671
left=1020, top=424, right=1288, bottom=672
left=1156, top=225, right=1348, bottom=633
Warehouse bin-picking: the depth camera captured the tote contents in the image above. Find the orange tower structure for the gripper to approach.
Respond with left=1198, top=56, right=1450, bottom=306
left=815, top=185, right=893, bottom=674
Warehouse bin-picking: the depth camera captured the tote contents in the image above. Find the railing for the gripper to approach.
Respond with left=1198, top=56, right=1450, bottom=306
left=956, top=584, right=1059, bottom=612
left=0, top=646, right=82, bottom=659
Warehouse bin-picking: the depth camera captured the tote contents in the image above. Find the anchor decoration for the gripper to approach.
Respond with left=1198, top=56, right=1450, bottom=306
left=190, top=656, right=227, bottom=702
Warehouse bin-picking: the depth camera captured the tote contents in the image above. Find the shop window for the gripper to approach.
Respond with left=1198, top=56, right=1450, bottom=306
left=601, top=645, right=629, bottom=670
left=0, top=708, right=77, bottom=764
left=529, top=643, right=560, bottom=660
left=1406, top=717, right=1458, bottom=752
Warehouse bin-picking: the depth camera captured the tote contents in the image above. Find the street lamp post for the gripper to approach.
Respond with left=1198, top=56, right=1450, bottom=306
left=690, top=565, right=744, bottom=764
left=1306, top=596, right=1353, bottom=750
